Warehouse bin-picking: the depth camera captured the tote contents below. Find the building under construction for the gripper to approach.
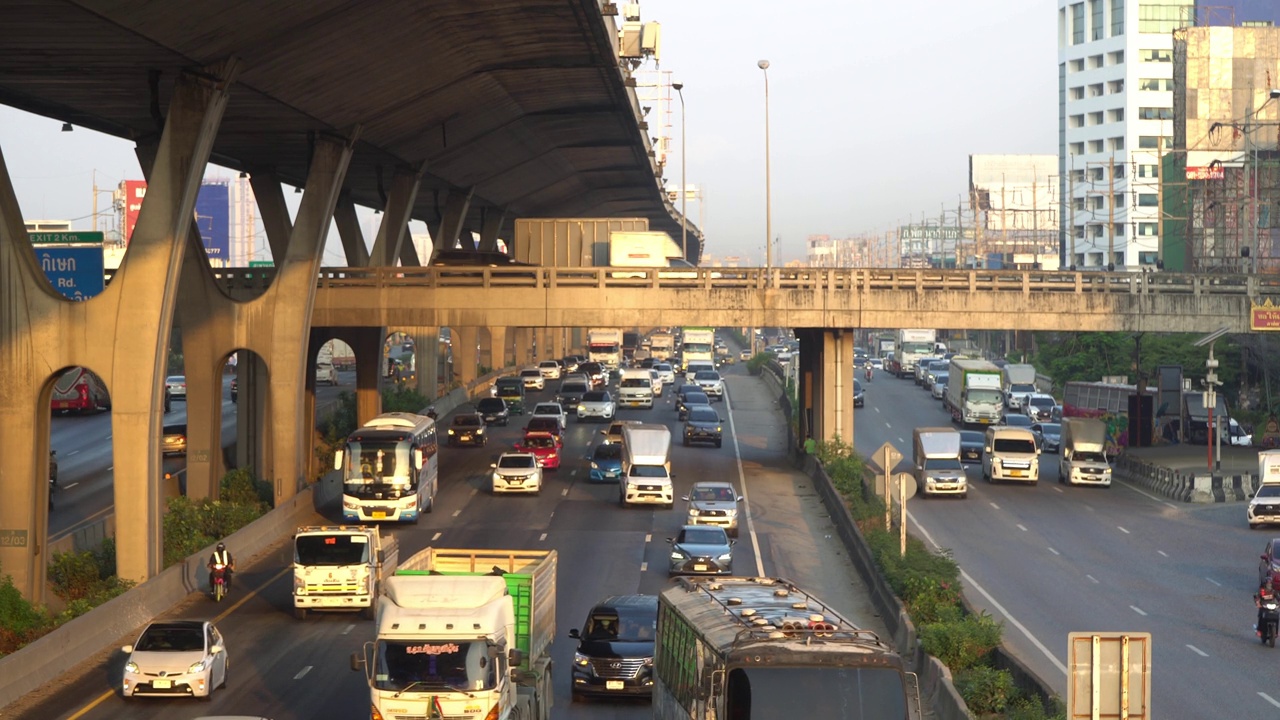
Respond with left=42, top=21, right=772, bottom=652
left=1166, top=23, right=1280, bottom=273
left=968, top=155, right=1060, bottom=269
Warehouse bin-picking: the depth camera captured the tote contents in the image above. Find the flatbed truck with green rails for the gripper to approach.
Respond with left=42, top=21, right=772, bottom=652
left=653, top=576, right=921, bottom=719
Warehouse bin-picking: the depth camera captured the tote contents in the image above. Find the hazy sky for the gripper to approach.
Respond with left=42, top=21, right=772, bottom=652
left=0, top=0, right=1057, bottom=266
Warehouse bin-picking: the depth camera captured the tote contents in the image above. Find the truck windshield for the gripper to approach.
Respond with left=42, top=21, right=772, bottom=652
left=968, top=389, right=1003, bottom=405
left=726, top=666, right=907, bottom=718
left=629, top=465, right=669, bottom=478
left=900, top=342, right=932, bottom=355
left=993, top=438, right=1036, bottom=454
left=1009, top=383, right=1035, bottom=395
left=1076, top=451, right=1108, bottom=463
left=373, top=639, right=496, bottom=693
left=344, top=440, right=412, bottom=486
left=923, top=458, right=963, bottom=471
left=295, top=534, right=370, bottom=566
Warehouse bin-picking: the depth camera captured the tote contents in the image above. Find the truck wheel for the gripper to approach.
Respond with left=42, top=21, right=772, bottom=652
left=294, top=607, right=307, bottom=620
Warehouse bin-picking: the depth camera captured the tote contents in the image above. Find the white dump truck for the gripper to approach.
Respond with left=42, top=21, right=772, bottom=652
left=351, top=547, right=557, bottom=720
left=292, top=525, right=397, bottom=620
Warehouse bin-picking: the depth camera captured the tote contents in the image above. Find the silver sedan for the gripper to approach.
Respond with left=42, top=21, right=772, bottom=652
left=666, top=525, right=734, bottom=576
left=576, top=390, right=616, bottom=422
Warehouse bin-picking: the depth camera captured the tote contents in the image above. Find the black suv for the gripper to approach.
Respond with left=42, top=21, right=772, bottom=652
left=568, top=594, right=657, bottom=701
left=475, top=397, right=510, bottom=426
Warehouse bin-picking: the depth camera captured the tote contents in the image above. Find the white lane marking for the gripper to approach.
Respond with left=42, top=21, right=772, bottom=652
left=640, top=561, right=648, bottom=572
left=1206, top=577, right=1221, bottom=587
left=1052, top=486, right=1063, bottom=494
left=1118, top=526, right=1131, bottom=534
left=106, top=435, right=111, bottom=440
left=538, top=533, right=548, bottom=541
left=645, top=534, right=652, bottom=543
left=107, top=466, right=113, bottom=471
left=884, top=422, right=891, bottom=429
left=989, top=502, right=1001, bottom=510
left=1186, top=644, right=1208, bottom=657
left=342, top=624, right=355, bottom=635
left=1130, top=606, right=1147, bottom=616
left=452, top=510, right=462, bottom=517
left=1016, top=524, right=1028, bottom=532
left=67, top=450, right=80, bottom=457
left=724, top=383, right=766, bottom=578
left=1048, top=547, right=1060, bottom=555
left=294, top=666, right=312, bottom=680
left=1086, top=574, right=1099, bottom=584
left=470, top=488, right=478, bottom=497
left=874, top=407, right=880, bottom=413
left=907, top=512, right=1068, bottom=676
left=897, top=437, right=905, bottom=445
left=561, top=488, right=569, bottom=496
left=1260, top=692, right=1280, bottom=708
left=431, top=532, right=442, bottom=541
left=570, top=470, right=577, bottom=476
left=1158, top=550, right=1168, bottom=557
left=64, top=482, right=79, bottom=489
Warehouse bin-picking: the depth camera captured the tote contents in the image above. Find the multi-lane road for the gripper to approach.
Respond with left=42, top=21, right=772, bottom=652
left=860, top=371, right=1276, bottom=717
left=50, top=373, right=355, bottom=541
left=16, top=357, right=890, bottom=720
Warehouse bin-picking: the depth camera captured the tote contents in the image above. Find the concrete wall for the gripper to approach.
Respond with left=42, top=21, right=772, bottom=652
left=1115, top=452, right=1257, bottom=502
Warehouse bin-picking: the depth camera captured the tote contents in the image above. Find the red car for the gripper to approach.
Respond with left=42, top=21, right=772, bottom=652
left=525, top=416, right=564, bottom=444
left=516, top=431, right=561, bottom=470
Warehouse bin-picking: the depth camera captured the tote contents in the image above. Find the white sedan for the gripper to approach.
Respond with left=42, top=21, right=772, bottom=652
left=577, top=390, right=616, bottom=422
left=519, top=367, right=546, bottom=390
left=531, top=402, right=568, bottom=430
left=122, top=620, right=228, bottom=699
left=165, top=375, right=187, bottom=400
left=490, top=452, right=542, bottom=494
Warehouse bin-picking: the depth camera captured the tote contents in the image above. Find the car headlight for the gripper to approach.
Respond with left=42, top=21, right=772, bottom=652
left=716, top=426, right=722, bottom=432
left=125, top=661, right=139, bottom=673
left=343, top=500, right=358, bottom=509
left=188, top=659, right=208, bottom=673
left=476, top=427, right=485, bottom=434
left=294, top=575, right=306, bottom=592
left=573, top=652, right=590, bottom=668
left=670, top=550, right=687, bottom=560
left=447, top=429, right=456, bottom=435
left=643, top=656, right=654, bottom=667
left=591, top=462, right=600, bottom=470
left=718, top=553, right=732, bottom=561
left=578, top=405, right=586, bottom=412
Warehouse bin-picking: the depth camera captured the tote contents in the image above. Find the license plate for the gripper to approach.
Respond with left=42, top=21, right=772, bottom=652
left=509, top=478, right=524, bottom=484
left=460, top=435, right=471, bottom=441
left=694, top=564, right=708, bottom=571
left=606, top=680, right=624, bottom=690
left=371, top=511, right=386, bottom=519
left=1010, top=470, right=1025, bottom=477
left=979, top=419, right=990, bottom=424
left=151, top=679, right=172, bottom=689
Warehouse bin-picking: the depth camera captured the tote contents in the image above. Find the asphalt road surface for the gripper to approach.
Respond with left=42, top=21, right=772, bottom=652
left=858, top=371, right=1274, bottom=717
left=15, top=353, right=895, bottom=720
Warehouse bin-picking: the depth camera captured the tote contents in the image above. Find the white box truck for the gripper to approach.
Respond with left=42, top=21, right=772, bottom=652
left=351, top=548, right=556, bottom=720
left=681, top=327, right=716, bottom=367
left=1057, top=418, right=1112, bottom=487
left=620, top=423, right=673, bottom=507
left=293, top=525, right=398, bottom=620
left=894, top=329, right=936, bottom=378
left=587, top=328, right=623, bottom=369
left=945, top=359, right=1005, bottom=427
left=1002, top=364, right=1037, bottom=411
left=913, top=427, right=967, bottom=498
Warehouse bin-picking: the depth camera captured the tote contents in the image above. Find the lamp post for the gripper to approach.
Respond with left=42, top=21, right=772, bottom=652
left=673, top=81, right=687, bottom=262
left=758, top=59, right=772, bottom=269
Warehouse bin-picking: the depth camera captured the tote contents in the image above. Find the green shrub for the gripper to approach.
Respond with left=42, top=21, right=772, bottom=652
left=919, top=611, right=1004, bottom=671
left=220, top=468, right=272, bottom=508
left=955, top=666, right=1016, bottom=715
left=0, top=569, right=54, bottom=656
left=1003, top=693, right=1066, bottom=720
left=48, top=538, right=134, bottom=610
left=162, top=470, right=269, bottom=567
left=745, top=353, right=771, bottom=375
left=383, top=385, right=431, bottom=413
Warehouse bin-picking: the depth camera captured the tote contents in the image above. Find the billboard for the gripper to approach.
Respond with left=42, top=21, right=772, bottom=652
left=122, top=180, right=147, bottom=244
left=36, top=246, right=105, bottom=301
left=195, top=181, right=230, bottom=267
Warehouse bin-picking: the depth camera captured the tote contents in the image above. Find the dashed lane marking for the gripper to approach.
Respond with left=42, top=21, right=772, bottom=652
left=1048, top=547, right=1060, bottom=555
left=1186, top=645, right=1208, bottom=657
left=1158, top=550, right=1169, bottom=557
left=295, top=666, right=313, bottom=680
left=1086, top=574, right=1099, bottom=584
left=1260, top=692, right=1280, bottom=709
left=1118, top=526, right=1131, bottom=534
left=1016, top=524, right=1028, bottom=532
left=640, top=561, right=648, bottom=572
left=452, top=510, right=462, bottom=517
left=431, top=532, right=442, bottom=541
left=342, top=624, right=355, bottom=635
left=64, top=482, right=78, bottom=489
left=1206, top=577, right=1221, bottom=587
left=539, top=533, right=548, bottom=542
left=1130, top=606, right=1147, bottom=616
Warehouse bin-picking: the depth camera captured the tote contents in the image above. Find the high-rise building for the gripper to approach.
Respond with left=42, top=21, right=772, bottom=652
left=1057, top=0, right=1196, bottom=270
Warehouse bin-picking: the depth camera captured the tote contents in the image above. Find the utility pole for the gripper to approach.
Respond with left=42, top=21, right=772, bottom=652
left=1157, top=135, right=1164, bottom=270
left=1068, top=158, right=1077, bottom=267
left=1108, top=155, right=1116, bottom=269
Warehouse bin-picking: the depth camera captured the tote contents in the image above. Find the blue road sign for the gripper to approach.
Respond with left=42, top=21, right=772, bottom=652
left=35, top=246, right=105, bottom=301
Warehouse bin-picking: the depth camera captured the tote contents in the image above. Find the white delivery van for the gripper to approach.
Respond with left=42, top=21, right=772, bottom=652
left=983, top=426, right=1040, bottom=483
left=1058, top=418, right=1112, bottom=487
left=913, top=427, right=967, bottom=498
left=618, top=368, right=655, bottom=409
left=619, top=423, right=673, bottom=507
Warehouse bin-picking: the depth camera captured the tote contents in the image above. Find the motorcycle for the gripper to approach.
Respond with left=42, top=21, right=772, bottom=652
left=48, top=476, right=55, bottom=511
left=426, top=406, right=438, bottom=420
left=1261, top=597, right=1280, bottom=647
left=211, top=564, right=228, bottom=603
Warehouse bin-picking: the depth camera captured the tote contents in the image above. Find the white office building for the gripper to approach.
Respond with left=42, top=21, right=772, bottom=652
left=1058, top=0, right=1194, bottom=269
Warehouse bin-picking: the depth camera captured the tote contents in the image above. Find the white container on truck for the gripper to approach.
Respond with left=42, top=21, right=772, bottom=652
left=608, top=230, right=681, bottom=268
left=620, top=423, right=673, bottom=507
left=618, top=368, right=655, bottom=409
left=587, top=328, right=623, bottom=369
left=681, top=327, right=716, bottom=367
left=1261, top=450, right=1280, bottom=485
left=1058, top=418, right=1112, bottom=487
left=983, top=426, right=1041, bottom=483
left=912, top=427, right=967, bottom=498
left=894, top=329, right=937, bottom=377
left=351, top=548, right=557, bottom=720
left=653, top=576, right=922, bottom=719
left=293, top=525, right=398, bottom=620
left=649, top=331, right=675, bottom=364
left=945, top=359, right=1005, bottom=427
left=1002, top=364, right=1037, bottom=411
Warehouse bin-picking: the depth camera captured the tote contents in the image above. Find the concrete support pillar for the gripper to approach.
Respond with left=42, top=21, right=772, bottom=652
left=550, top=328, right=567, bottom=360
left=489, top=326, right=510, bottom=371
left=333, top=190, right=370, bottom=267
left=478, top=207, right=508, bottom=253
left=235, top=354, right=269, bottom=477
left=457, top=229, right=477, bottom=253
left=455, top=326, right=479, bottom=388
left=797, top=330, right=819, bottom=448
left=513, top=328, right=533, bottom=368
left=821, top=329, right=855, bottom=448
left=341, top=327, right=384, bottom=428
left=432, top=188, right=475, bottom=262
left=570, top=327, right=585, bottom=356
left=411, top=327, right=440, bottom=399
left=369, top=167, right=424, bottom=267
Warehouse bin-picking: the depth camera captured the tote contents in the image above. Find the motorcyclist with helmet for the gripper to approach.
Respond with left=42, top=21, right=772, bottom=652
left=1257, top=577, right=1277, bottom=637
left=208, top=542, right=235, bottom=593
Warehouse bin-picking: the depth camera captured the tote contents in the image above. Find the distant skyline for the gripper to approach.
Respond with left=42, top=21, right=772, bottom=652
left=3, top=2, right=1063, bottom=265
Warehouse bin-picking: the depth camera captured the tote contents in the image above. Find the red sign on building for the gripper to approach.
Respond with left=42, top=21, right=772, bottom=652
left=1252, top=299, right=1280, bottom=331
left=122, top=179, right=147, bottom=245
left=1185, top=166, right=1225, bottom=181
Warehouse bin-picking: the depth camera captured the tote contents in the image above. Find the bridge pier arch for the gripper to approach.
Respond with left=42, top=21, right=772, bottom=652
left=454, top=326, right=480, bottom=387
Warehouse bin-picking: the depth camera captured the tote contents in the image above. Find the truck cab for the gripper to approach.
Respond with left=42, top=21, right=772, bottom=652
left=1058, top=418, right=1112, bottom=487
left=293, top=525, right=397, bottom=620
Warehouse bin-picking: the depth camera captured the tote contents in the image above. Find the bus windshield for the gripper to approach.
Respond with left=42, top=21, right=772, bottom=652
left=344, top=440, right=412, bottom=486
left=727, top=666, right=907, bottom=718
left=373, top=639, right=496, bottom=693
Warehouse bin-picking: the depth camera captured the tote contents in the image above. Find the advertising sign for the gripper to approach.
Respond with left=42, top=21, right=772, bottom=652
left=35, top=246, right=105, bottom=301
left=1186, top=165, right=1225, bottom=181
left=1252, top=298, right=1280, bottom=331
left=122, top=179, right=147, bottom=244
left=195, top=181, right=230, bottom=266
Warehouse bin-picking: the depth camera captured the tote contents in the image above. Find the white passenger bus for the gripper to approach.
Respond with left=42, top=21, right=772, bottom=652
left=334, top=412, right=438, bottom=523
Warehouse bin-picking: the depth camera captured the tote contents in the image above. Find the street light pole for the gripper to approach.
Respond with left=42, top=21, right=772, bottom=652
left=673, top=81, right=687, bottom=262
left=759, top=59, right=772, bottom=270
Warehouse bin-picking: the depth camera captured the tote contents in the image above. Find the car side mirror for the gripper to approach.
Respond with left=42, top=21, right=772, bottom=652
left=350, top=651, right=365, bottom=671
left=985, top=446, right=992, bottom=453
left=490, top=463, right=498, bottom=469
left=568, top=628, right=581, bottom=639
left=737, top=496, right=744, bottom=503
left=210, top=644, right=223, bottom=654
left=665, top=538, right=674, bottom=544
left=680, top=495, right=690, bottom=501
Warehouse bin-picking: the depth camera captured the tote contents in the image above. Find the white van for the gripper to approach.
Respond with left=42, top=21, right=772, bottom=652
left=316, top=362, right=338, bottom=386
left=913, top=427, right=967, bottom=498
left=618, top=368, right=655, bottom=409
left=983, top=426, right=1040, bottom=483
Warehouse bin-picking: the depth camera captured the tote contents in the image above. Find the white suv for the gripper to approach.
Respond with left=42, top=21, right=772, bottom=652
left=538, top=360, right=562, bottom=380
left=490, top=453, right=542, bottom=494
left=693, top=370, right=725, bottom=401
